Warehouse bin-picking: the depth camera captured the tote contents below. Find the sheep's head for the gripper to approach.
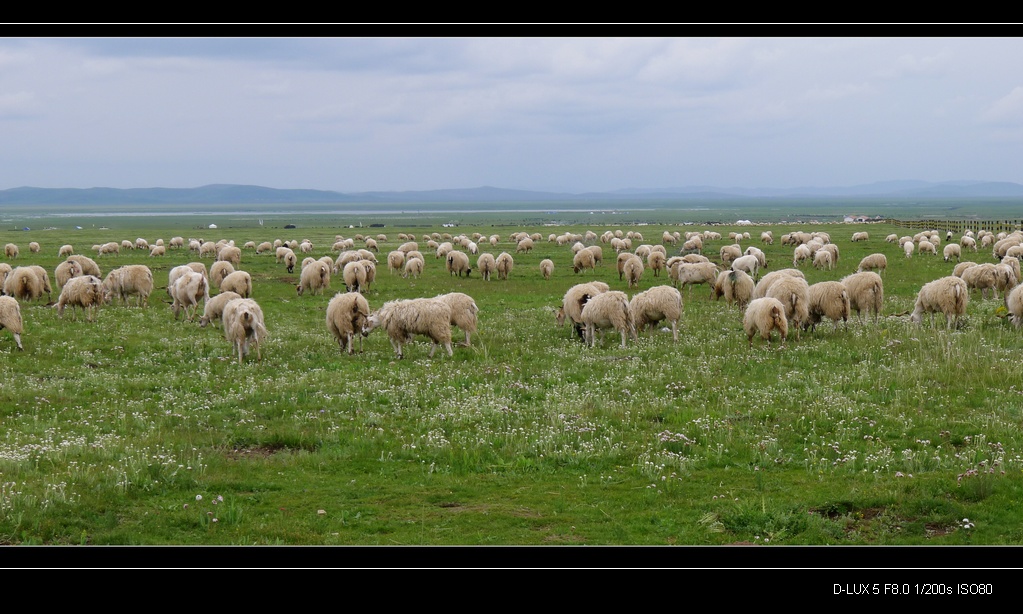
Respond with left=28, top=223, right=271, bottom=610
left=363, top=312, right=381, bottom=335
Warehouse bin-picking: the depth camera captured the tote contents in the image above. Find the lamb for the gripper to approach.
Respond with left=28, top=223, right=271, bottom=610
left=403, top=256, right=424, bottom=279
left=325, top=291, right=371, bottom=354
left=436, top=291, right=479, bottom=346
left=56, top=275, right=105, bottom=321
left=573, top=248, right=597, bottom=274
left=629, top=285, right=682, bottom=342
left=539, top=259, right=554, bottom=280
left=0, top=296, right=24, bottom=349
left=364, top=297, right=454, bottom=359
left=170, top=270, right=209, bottom=321
left=743, top=297, right=789, bottom=347
left=806, top=281, right=851, bottom=332
left=66, top=255, right=101, bottom=278
left=54, top=259, right=83, bottom=290
left=476, top=253, right=497, bottom=281
left=763, top=274, right=809, bottom=339
left=3, top=267, right=45, bottom=302
left=102, top=265, right=154, bottom=307
left=209, top=261, right=236, bottom=289
left=911, top=276, right=969, bottom=328
left=4, top=244, right=18, bottom=259
left=840, top=271, right=884, bottom=323
left=220, top=271, right=252, bottom=298
left=580, top=290, right=636, bottom=348
left=446, top=250, right=472, bottom=278
left=198, top=291, right=242, bottom=328
left=623, top=254, right=644, bottom=289
left=222, top=298, right=268, bottom=363
left=495, top=252, right=514, bottom=280
left=943, top=243, right=961, bottom=263
left=297, top=260, right=331, bottom=296
left=556, top=281, right=610, bottom=341
left=857, top=253, right=887, bottom=275
left=713, top=269, right=755, bottom=309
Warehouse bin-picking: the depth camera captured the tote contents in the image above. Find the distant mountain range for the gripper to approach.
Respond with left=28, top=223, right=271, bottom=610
left=0, top=180, right=1021, bottom=205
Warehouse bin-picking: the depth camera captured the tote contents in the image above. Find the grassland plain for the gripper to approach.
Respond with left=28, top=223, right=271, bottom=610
left=0, top=207, right=1021, bottom=563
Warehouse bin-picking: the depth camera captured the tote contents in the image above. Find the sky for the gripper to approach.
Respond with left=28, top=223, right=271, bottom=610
left=0, top=35, right=1021, bottom=194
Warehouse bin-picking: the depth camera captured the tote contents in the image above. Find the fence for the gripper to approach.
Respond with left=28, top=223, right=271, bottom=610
left=886, top=219, right=1023, bottom=234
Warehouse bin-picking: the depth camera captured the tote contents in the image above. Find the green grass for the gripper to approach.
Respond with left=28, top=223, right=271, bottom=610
left=0, top=211, right=1021, bottom=545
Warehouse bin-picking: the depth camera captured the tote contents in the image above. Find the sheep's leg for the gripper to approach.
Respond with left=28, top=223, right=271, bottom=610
left=671, top=321, right=678, bottom=343
left=445, top=342, right=453, bottom=357
left=11, top=332, right=21, bottom=350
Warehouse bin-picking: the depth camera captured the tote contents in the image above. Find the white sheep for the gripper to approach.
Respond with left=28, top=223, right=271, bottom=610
left=1006, top=284, right=1023, bottom=327
left=960, top=263, right=1000, bottom=300
left=671, top=261, right=719, bottom=294
left=903, top=241, right=915, bottom=258
left=556, top=281, right=610, bottom=341
left=403, top=256, right=424, bottom=279
left=3, top=267, right=45, bottom=302
left=911, top=276, right=969, bottom=328
left=150, top=245, right=166, bottom=257
left=447, top=251, right=472, bottom=278
left=495, top=252, right=514, bottom=280
left=54, top=259, right=83, bottom=290
left=720, top=244, right=742, bottom=265
left=580, top=290, right=636, bottom=348
left=943, top=243, right=961, bottom=263
left=764, top=274, right=809, bottom=339
left=0, top=296, right=23, bottom=350
left=573, top=248, right=597, bottom=274
left=743, top=297, right=788, bottom=347
left=436, top=292, right=479, bottom=346
left=713, top=269, right=754, bottom=310
left=476, top=253, right=497, bottom=281
left=851, top=232, right=869, bottom=242
left=56, top=275, right=104, bottom=321
left=807, top=281, right=850, bottom=332
left=647, top=251, right=667, bottom=278
left=629, top=285, right=682, bottom=342
left=953, top=261, right=978, bottom=278
left=516, top=237, right=534, bottom=253
left=539, top=259, right=554, bottom=280
left=623, top=255, right=644, bottom=289
left=342, top=260, right=368, bottom=293
left=220, top=271, right=252, bottom=298
left=387, top=250, right=406, bottom=274
left=298, top=260, right=331, bottom=296
left=4, top=243, right=18, bottom=259
left=918, top=240, right=937, bottom=256
left=198, top=291, right=242, bottom=328
left=792, top=244, right=812, bottom=267
left=169, top=236, right=184, bottom=249
left=364, top=297, right=454, bottom=359
left=66, top=255, right=101, bottom=278
left=209, top=261, right=236, bottom=289
left=58, top=244, right=74, bottom=258
left=857, top=253, right=887, bottom=275
left=733, top=253, right=761, bottom=278
left=840, top=271, right=884, bottom=323
left=28, top=241, right=40, bottom=254
left=222, top=298, right=268, bottom=363
left=170, top=270, right=209, bottom=321
left=102, top=265, right=154, bottom=307
left=326, top=291, right=371, bottom=354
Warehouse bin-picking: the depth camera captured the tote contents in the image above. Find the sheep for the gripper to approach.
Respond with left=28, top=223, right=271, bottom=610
left=761, top=231, right=774, bottom=245
left=169, top=236, right=184, bottom=249
left=324, top=291, right=371, bottom=354
left=960, top=263, right=1000, bottom=300
left=4, top=244, right=18, bottom=259
left=732, top=254, right=761, bottom=279
left=840, top=271, right=884, bottom=323
left=387, top=250, right=406, bottom=275
left=28, top=241, right=40, bottom=254
left=446, top=250, right=472, bottom=278
left=623, top=254, right=644, bottom=289
left=221, top=298, right=268, bottom=364
left=494, top=252, right=514, bottom=280
left=516, top=237, right=534, bottom=253
left=580, top=290, right=636, bottom=348
left=792, top=244, right=811, bottom=267
left=994, top=262, right=1018, bottom=299
left=170, top=270, right=209, bottom=321
left=56, top=275, right=104, bottom=321
left=209, top=261, right=236, bottom=289
left=960, top=236, right=978, bottom=252
left=217, top=245, right=242, bottom=267
left=25, top=266, right=53, bottom=301
left=282, top=249, right=297, bottom=273
left=918, top=240, right=937, bottom=256
left=57, top=244, right=74, bottom=258
left=911, top=276, right=969, bottom=328
left=0, top=296, right=23, bottom=350
left=0, top=263, right=10, bottom=292
left=943, top=243, right=961, bottom=263
left=851, top=232, right=869, bottom=242
left=811, top=249, right=833, bottom=271
left=743, top=297, right=788, bottom=347
left=436, top=291, right=479, bottom=346
left=573, top=248, right=597, bottom=274
left=66, top=255, right=101, bottom=278
left=102, top=265, right=154, bottom=308
left=1006, top=284, right=1023, bottom=327
left=713, top=269, right=755, bottom=310
left=763, top=274, right=809, bottom=339
left=150, top=245, right=166, bottom=257
left=121, top=240, right=134, bottom=252
left=953, top=261, right=979, bottom=278
left=539, top=259, right=554, bottom=280
left=55, top=259, right=83, bottom=290
left=556, top=281, right=610, bottom=341
left=3, top=267, right=45, bottom=302
left=403, top=256, right=424, bottom=279
left=857, top=253, right=887, bottom=275
left=617, top=252, right=634, bottom=281
left=342, top=260, right=368, bottom=293
left=297, top=260, right=331, bottom=296
left=647, top=251, right=666, bottom=277
left=720, top=244, right=742, bottom=265
left=903, top=240, right=915, bottom=258
left=220, top=271, right=252, bottom=298
left=467, top=252, right=493, bottom=281
left=364, top=297, right=454, bottom=359
left=135, top=238, right=149, bottom=251
left=629, top=285, right=682, bottom=342
left=672, top=261, right=719, bottom=294
left=806, top=281, right=850, bottom=332
left=198, top=291, right=242, bottom=328
left=752, top=269, right=805, bottom=299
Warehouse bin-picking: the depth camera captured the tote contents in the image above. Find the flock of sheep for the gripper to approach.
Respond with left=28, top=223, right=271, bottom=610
left=0, top=222, right=1021, bottom=361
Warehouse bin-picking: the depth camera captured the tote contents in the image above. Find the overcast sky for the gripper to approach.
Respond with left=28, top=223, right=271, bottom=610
left=0, top=36, right=1020, bottom=194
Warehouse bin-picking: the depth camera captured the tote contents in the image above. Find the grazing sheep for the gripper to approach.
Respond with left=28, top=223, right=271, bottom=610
left=0, top=296, right=23, bottom=349
left=342, top=260, right=368, bottom=293
left=713, top=269, right=755, bottom=310
left=806, top=281, right=850, bottom=332
left=28, top=241, right=40, bottom=254
left=617, top=252, right=634, bottom=281
left=943, top=243, right=961, bottom=262
left=4, top=244, right=18, bottom=259
left=150, top=245, right=166, bottom=257
left=580, top=290, right=636, bottom=348
left=720, top=244, right=742, bottom=265
left=792, top=244, right=812, bottom=267
left=857, top=253, right=887, bottom=275
left=903, top=241, right=915, bottom=258
left=55, top=259, right=83, bottom=289
left=169, top=236, right=184, bottom=249
left=102, top=265, right=154, bottom=307
left=556, top=281, right=610, bottom=341
left=209, top=261, right=236, bottom=289
left=743, top=297, right=788, bottom=347
left=446, top=250, right=472, bottom=278
left=217, top=245, right=242, bottom=267
left=584, top=245, right=603, bottom=267
left=732, top=254, right=761, bottom=279
left=953, top=261, right=978, bottom=278
left=56, top=275, right=104, bottom=321
left=3, top=267, right=45, bottom=302
left=911, top=276, right=969, bottom=328
left=297, top=260, right=331, bottom=296
left=1006, top=284, right=1023, bottom=327
left=0, top=263, right=10, bottom=291
left=198, top=291, right=242, bottom=328
left=58, top=244, right=74, bottom=258
left=495, top=252, right=514, bottom=280
left=672, top=262, right=719, bottom=294
left=960, top=236, right=978, bottom=252
left=812, top=249, right=833, bottom=271
left=918, top=240, right=937, bottom=256
left=170, top=270, right=209, bottom=321
left=121, top=240, right=134, bottom=252
left=325, top=291, right=371, bottom=354
left=623, top=255, right=644, bottom=289
left=222, top=298, right=268, bottom=364
left=647, top=251, right=666, bottom=277
left=840, top=271, right=884, bottom=323
left=387, top=250, right=406, bottom=275
left=851, top=232, right=869, bottom=242
left=220, top=271, right=252, bottom=298
left=764, top=274, right=809, bottom=339
left=761, top=231, right=774, bottom=245
left=573, top=248, right=597, bottom=274
left=436, top=292, right=479, bottom=346
left=66, top=255, right=101, bottom=278
left=539, top=259, right=554, bottom=280
left=403, top=256, right=424, bottom=279
left=960, top=263, right=1000, bottom=300
left=364, top=297, right=454, bottom=359
left=516, top=237, right=534, bottom=253
left=752, top=269, right=805, bottom=298
left=629, top=285, right=682, bottom=342
left=476, top=253, right=497, bottom=281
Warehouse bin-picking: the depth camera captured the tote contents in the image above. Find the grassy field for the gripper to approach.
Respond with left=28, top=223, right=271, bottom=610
left=0, top=207, right=1021, bottom=549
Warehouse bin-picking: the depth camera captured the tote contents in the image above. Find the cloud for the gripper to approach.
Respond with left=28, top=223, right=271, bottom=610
left=980, top=86, right=1023, bottom=125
